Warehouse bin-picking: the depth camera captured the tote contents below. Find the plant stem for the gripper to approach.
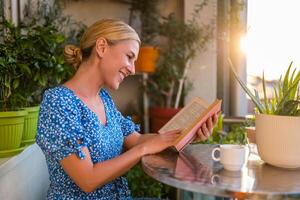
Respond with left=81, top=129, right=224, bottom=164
left=174, top=59, right=191, bottom=109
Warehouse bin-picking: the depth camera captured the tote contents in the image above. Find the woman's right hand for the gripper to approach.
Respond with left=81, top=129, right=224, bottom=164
left=139, top=129, right=181, bottom=156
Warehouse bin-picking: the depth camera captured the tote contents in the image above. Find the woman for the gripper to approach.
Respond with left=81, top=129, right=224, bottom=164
left=36, top=18, right=218, bottom=200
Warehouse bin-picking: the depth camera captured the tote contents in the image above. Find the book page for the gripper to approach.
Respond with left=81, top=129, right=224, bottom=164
left=158, top=98, right=222, bottom=151
left=159, top=99, right=207, bottom=133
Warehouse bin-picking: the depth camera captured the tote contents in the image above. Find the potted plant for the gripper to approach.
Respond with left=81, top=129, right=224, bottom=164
left=0, top=22, right=28, bottom=154
left=148, top=9, right=213, bottom=132
left=230, top=61, right=300, bottom=168
left=2, top=0, right=81, bottom=146
left=0, top=19, right=70, bottom=146
left=0, top=1, right=82, bottom=157
left=129, top=0, right=160, bottom=73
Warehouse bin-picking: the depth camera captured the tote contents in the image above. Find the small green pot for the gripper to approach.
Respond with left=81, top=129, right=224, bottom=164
left=22, top=106, right=40, bottom=143
left=0, top=110, right=28, bottom=150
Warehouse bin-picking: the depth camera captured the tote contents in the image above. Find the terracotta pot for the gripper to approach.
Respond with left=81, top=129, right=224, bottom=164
left=135, top=46, right=159, bottom=73
left=245, top=126, right=256, bottom=144
left=149, top=107, right=181, bottom=133
left=256, top=114, right=300, bottom=169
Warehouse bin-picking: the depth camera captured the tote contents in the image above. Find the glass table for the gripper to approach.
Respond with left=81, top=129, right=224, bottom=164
left=141, top=144, right=300, bottom=200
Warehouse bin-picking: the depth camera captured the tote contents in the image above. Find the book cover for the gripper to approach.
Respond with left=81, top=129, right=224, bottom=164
left=158, top=98, right=222, bottom=151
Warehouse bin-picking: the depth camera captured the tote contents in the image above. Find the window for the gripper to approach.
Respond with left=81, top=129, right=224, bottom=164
left=243, top=0, right=300, bottom=113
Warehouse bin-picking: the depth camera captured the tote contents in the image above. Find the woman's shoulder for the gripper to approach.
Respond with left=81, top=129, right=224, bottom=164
left=42, top=85, right=77, bottom=107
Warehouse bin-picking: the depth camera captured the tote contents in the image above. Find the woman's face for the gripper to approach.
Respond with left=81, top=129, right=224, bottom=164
left=99, top=39, right=139, bottom=90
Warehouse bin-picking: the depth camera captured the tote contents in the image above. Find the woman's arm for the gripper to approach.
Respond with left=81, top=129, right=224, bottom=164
left=60, top=130, right=179, bottom=193
left=123, top=132, right=156, bottom=150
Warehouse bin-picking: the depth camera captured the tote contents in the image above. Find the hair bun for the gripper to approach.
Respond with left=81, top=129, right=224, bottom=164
left=64, top=44, right=82, bottom=70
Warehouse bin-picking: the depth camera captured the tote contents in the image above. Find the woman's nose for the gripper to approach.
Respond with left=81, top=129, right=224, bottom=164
left=128, top=63, right=135, bottom=75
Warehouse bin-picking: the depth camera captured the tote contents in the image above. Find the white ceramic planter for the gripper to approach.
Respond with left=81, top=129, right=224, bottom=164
left=256, top=114, right=300, bottom=169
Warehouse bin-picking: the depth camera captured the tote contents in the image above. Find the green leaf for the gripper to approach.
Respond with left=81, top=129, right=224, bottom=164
left=273, top=85, right=279, bottom=103
left=18, top=63, right=31, bottom=75
left=12, top=79, right=19, bottom=89
left=33, top=71, right=40, bottom=82
left=4, top=81, right=10, bottom=88
left=278, top=76, right=283, bottom=100
left=56, top=34, right=65, bottom=43
left=262, top=72, right=270, bottom=114
left=228, top=59, right=265, bottom=113
left=282, top=61, right=292, bottom=95
left=254, top=89, right=260, bottom=100
left=270, top=98, right=276, bottom=113
left=290, top=71, right=300, bottom=99
left=275, top=70, right=300, bottom=115
left=281, top=100, right=300, bottom=116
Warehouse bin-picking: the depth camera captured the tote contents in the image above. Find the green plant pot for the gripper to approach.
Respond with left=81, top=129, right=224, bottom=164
left=0, top=110, right=28, bottom=150
left=22, top=106, right=40, bottom=143
left=0, top=145, right=27, bottom=158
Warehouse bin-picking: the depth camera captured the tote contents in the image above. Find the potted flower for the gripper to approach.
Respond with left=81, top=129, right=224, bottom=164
left=230, top=61, right=300, bottom=168
left=148, top=10, right=213, bottom=132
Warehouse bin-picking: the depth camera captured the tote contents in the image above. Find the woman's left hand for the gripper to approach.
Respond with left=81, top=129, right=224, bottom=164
left=194, top=114, right=218, bottom=142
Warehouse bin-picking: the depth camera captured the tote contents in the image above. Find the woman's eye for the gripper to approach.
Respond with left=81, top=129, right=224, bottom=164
left=127, top=53, right=135, bottom=60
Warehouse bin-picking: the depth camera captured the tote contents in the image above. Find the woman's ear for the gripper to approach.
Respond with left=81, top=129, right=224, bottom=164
left=95, top=37, right=108, bottom=58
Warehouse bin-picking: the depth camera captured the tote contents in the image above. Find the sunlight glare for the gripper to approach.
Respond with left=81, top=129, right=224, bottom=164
left=247, top=0, right=300, bottom=80
left=240, top=36, right=247, bottom=54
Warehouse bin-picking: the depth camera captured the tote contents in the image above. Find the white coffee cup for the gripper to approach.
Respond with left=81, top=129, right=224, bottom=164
left=212, top=144, right=248, bottom=171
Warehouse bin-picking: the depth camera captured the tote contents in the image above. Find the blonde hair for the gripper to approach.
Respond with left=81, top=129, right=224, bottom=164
left=64, top=19, right=140, bottom=70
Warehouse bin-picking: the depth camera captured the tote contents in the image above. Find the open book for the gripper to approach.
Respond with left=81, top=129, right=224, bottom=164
left=158, top=98, right=222, bottom=151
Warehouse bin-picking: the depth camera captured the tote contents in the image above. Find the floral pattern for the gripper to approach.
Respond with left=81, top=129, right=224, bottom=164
left=36, top=85, right=140, bottom=200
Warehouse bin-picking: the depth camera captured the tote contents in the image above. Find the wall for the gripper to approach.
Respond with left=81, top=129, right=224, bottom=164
left=184, top=0, right=218, bottom=104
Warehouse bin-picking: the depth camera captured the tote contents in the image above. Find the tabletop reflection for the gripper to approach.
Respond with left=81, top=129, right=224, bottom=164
left=142, top=144, right=300, bottom=199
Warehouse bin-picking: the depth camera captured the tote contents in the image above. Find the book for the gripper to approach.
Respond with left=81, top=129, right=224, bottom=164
left=158, top=98, right=222, bottom=151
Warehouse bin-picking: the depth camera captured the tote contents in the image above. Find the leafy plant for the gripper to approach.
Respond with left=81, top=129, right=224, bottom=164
left=148, top=1, right=213, bottom=108
left=229, top=60, right=300, bottom=116
left=0, top=34, right=23, bottom=111
left=0, top=20, right=73, bottom=110
left=126, top=164, right=170, bottom=198
left=0, top=0, right=85, bottom=111
left=198, top=115, right=248, bottom=145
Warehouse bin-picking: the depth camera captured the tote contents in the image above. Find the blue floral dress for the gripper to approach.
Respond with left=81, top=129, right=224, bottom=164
left=36, top=85, right=140, bottom=200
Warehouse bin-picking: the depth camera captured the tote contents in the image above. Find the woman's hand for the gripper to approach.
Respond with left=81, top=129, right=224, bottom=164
left=139, top=129, right=181, bottom=156
left=194, top=114, right=218, bottom=142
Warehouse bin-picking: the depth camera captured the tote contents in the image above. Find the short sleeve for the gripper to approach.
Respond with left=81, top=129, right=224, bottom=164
left=37, top=89, right=89, bottom=161
left=118, top=112, right=140, bottom=137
